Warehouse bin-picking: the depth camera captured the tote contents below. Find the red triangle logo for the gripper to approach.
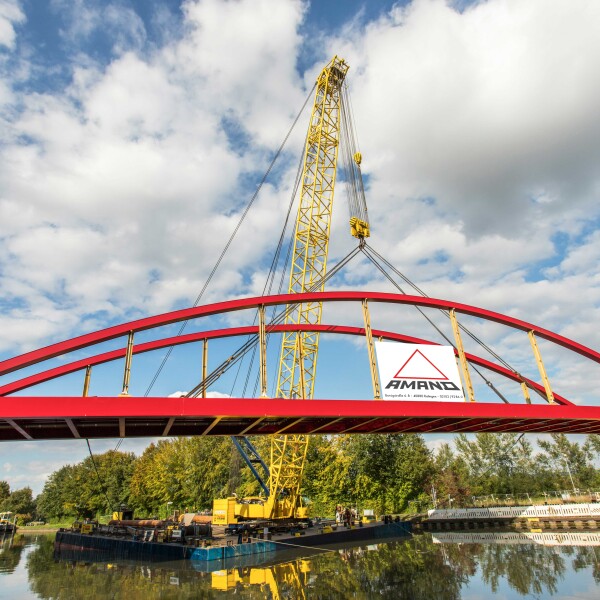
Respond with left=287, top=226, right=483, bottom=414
left=393, top=349, right=449, bottom=380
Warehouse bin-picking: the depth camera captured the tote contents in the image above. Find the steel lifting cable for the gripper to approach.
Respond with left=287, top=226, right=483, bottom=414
left=340, top=82, right=369, bottom=227
left=243, top=242, right=364, bottom=398
left=231, top=127, right=310, bottom=397
left=185, top=246, right=363, bottom=398
left=245, top=82, right=368, bottom=397
left=143, top=82, right=318, bottom=397
left=340, top=86, right=360, bottom=222
left=367, top=243, right=534, bottom=401
left=240, top=83, right=370, bottom=397
left=262, top=245, right=364, bottom=397
left=361, top=245, right=510, bottom=403
left=364, top=243, right=520, bottom=376
left=363, top=243, right=528, bottom=383
left=186, top=246, right=363, bottom=397
left=360, top=245, right=510, bottom=404
left=247, top=534, right=337, bottom=554
left=85, top=439, right=114, bottom=511
left=240, top=202, right=302, bottom=397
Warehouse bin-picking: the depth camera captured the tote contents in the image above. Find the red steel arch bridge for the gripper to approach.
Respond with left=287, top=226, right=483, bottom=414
left=1, top=290, right=600, bottom=442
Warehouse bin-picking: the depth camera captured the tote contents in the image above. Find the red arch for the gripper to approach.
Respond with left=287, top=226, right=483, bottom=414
left=0, top=323, right=571, bottom=406
left=1, top=291, right=599, bottom=377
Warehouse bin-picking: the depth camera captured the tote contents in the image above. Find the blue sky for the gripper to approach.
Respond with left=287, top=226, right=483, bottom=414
left=1, top=0, right=600, bottom=495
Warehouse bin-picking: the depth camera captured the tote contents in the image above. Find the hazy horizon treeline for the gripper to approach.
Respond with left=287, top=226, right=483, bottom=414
left=2, top=433, right=600, bottom=523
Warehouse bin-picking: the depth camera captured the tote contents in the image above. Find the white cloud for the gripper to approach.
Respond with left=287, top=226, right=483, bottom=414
left=313, top=0, right=600, bottom=403
left=205, top=390, right=231, bottom=398
left=424, top=436, right=449, bottom=453
left=0, top=0, right=24, bottom=50
left=167, top=390, right=231, bottom=398
left=336, top=0, right=600, bottom=235
left=0, top=0, right=309, bottom=354
left=51, top=0, right=146, bottom=53
left=178, top=0, right=306, bottom=146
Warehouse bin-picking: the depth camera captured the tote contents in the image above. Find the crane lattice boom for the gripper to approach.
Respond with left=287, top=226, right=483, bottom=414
left=265, top=56, right=349, bottom=519
left=212, top=55, right=369, bottom=525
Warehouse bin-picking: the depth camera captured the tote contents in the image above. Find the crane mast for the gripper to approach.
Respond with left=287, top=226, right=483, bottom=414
left=213, top=55, right=370, bottom=526
left=264, top=56, right=349, bottom=519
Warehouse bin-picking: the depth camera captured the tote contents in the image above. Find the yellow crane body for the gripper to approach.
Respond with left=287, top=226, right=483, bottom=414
left=266, top=56, right=349, bottom=521
left=213, top=55, right=370, bottom=525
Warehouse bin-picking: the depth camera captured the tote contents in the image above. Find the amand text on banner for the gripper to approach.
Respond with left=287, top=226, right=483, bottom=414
left=375, top=342, right=465, bottom=402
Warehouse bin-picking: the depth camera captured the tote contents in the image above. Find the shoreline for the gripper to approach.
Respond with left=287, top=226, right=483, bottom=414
left=18, top=527, right=59, bottom=535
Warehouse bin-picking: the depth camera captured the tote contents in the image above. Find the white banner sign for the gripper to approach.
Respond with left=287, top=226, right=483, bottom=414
left=375, top=342, right=465, bottom=402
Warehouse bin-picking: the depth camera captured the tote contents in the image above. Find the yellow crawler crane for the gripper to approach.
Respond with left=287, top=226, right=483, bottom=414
left=265, top=55, right=349, bottom=521
left=213, top=55, right=369, bottom=526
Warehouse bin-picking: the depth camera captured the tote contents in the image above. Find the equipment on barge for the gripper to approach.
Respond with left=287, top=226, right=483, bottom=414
left=68, top=510, right=214, bottom=547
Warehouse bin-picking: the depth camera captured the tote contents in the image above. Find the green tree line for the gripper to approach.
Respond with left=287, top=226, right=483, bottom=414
left=434, top=433, right=600, bottom=506
left=4, top=432, right=600, bottom=522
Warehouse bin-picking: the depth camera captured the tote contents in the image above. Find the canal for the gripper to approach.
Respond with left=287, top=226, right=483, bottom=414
left=1, top=531, right=599, bottom=598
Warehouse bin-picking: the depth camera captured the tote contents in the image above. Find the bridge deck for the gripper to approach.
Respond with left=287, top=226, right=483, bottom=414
left=2, top=398, right=600, bottom=441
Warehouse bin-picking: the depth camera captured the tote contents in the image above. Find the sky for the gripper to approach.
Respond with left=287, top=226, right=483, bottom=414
left=1, top=0, right=600, bottom=496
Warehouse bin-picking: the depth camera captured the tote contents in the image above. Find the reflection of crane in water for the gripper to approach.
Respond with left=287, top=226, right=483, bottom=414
left=211, top=559, right=311, bottom=599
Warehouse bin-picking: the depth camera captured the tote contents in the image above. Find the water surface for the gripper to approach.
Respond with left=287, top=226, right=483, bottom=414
left=1, top=531, right=599, bottom=598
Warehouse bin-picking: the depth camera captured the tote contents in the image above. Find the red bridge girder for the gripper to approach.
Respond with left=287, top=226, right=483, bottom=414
left=1, top=291, right=599, bottom=441
left=2, top=398, right=600, bottom=442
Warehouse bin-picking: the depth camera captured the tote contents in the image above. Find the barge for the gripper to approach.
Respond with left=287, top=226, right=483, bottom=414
left=54, top=518, right=411, bottom=565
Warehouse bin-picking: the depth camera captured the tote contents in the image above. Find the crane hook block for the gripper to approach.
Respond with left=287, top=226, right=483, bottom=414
left=353, top=152, right=362, bottom=166
left=350, top=217, right=370, bottom=239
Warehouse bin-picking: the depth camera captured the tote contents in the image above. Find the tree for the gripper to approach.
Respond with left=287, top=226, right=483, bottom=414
left=302, top=435, right=356, bottom=516
left=586, top=434, right=600, bottom=457
left=3, top=487, right=36, bottom=516
left=128, top=437, right=231, bottom=516
left=36, top=464, right=81, bottom=520
left=538, top=434, right=595, bottom=492
left=433, top=443, right=471, bottom=506
left=0, top=480, right=9, bottom=504
left=348, top=434, right=434, bottom=514
left=128, top=443, right=161, bottom=516
left=36, top=451, right=136, bottom=520
left=74, top=450, right=136, bottom=515
left=454, top=433, right=537, bottom=496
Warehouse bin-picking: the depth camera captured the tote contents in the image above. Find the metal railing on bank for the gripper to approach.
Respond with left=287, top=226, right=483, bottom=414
left=405, top=490, right=600, bottom=514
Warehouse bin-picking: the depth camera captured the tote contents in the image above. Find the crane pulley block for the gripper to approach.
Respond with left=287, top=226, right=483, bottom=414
left=350, top=216, right=370, bottom=239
